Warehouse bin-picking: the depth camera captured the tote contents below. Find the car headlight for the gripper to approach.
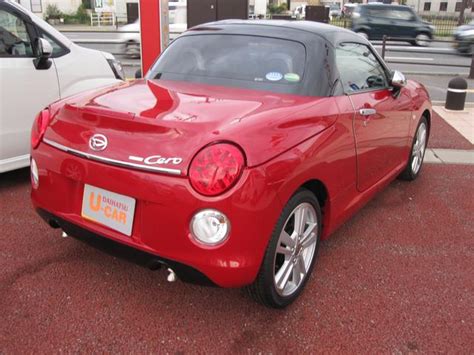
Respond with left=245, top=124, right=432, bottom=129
left=429, top=24, right=436, bottom=31
left=190, top=209, right=230, bottom=246
left=107, top=59, right=125, bottom=81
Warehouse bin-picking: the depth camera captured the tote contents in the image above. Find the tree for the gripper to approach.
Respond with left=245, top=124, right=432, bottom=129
left=458, top=0, right=467, bottom=26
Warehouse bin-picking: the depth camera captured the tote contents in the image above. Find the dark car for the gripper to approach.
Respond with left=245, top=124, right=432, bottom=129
left=351, top=4, right=435, bottom=46
left=453, top=20, right=474, bottom=55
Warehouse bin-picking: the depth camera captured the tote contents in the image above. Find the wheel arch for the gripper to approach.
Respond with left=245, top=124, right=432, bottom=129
left=301, top=179, right=329, bottom=210
left=416, top=30, right=433, bottom=39
left=299, top=179, right=331, bottom=237
left=422, top=108, right=431, bottom=142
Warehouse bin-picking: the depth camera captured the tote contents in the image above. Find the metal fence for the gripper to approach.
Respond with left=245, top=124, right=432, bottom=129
left=422, top=15, right=473, bottom=37
left=329, top=18, right=351, bottom=28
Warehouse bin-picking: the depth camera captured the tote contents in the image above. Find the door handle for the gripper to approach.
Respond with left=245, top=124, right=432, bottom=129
left=359, top=108, right=377, bottom=116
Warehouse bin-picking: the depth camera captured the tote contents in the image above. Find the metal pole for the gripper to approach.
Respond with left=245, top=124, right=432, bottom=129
left=470, top=53, right=474, bottom=79
left=382, top=35, right=387, bottom=59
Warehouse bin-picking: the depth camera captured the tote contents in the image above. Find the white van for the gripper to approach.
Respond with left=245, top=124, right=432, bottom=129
left=0, top=0, right=124, bottom=173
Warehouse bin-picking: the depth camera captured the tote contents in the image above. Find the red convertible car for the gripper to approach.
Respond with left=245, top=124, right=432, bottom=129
left=31, top=20, right=431, bottom=308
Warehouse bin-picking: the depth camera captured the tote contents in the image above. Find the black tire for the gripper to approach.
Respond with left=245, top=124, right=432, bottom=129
left=414, top=33, right=431, bottom=47
left=398, top=116, right=429, bottom=181
left=125, top=41, right=140, bottom=59
left=246, top=189, right=322, bottom=308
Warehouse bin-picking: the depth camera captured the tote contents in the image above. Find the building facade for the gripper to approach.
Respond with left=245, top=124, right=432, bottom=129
left=406, top=0, right=473, bottom=15
left=15, top=0, right=83, bottom=17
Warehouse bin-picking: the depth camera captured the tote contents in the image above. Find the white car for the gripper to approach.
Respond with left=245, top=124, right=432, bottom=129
left=119, top=20, right=187, bottom=58
left=0, top=0, right=124, bottom=173
left=119, top=1, right=187, bottom=58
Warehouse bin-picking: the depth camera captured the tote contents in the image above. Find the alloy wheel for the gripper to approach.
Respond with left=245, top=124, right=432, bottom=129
left=411, top=122, right=427, bottom=174
left=126, top=42, right=141, bottom=59
left=415, top=34, right=430, bottom=47
left=273, top=202, right=318, bottom=297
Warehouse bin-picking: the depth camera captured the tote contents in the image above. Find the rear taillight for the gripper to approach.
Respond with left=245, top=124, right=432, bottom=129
left=189, top=143, right=245, bottom=196
left=31, top=109, right=51, bottom=149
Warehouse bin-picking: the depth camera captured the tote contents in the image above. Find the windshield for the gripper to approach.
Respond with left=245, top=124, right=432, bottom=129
left=147, top=34, right=307, bottom=95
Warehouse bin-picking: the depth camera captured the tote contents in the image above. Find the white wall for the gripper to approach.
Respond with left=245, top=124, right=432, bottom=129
left=114, top=0, right=137, bottom=16
left=16, top=0, right=83, bottom=18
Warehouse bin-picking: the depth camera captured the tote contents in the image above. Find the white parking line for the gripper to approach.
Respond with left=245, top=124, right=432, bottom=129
left=374, top=45, right=454, bottom=52
left=385, top=56, right=434, bottom=61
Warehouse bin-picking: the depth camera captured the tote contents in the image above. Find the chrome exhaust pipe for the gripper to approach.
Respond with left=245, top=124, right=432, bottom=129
left=166, top=268, right=177, bottom=282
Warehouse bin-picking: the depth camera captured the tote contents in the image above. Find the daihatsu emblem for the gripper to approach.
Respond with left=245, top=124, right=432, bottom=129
left=89, top=134, right=108, bottom=151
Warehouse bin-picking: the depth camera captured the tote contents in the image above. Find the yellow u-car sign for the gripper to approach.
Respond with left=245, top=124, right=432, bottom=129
left=81, top=184, right=136, bottom=236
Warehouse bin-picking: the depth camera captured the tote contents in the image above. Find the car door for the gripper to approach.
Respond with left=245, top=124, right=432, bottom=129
left=367, top=7, right=392, bottom=39
left=0, top=4, right=59, bottom=172
left=387, top=7, right=418, bottom=38
left=335, top=42, right=412, bottom=192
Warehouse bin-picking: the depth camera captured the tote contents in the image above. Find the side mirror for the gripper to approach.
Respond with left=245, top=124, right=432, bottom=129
left=390, top=70, right=407, bottom=89
left=34, top=38, right=53, bottom=70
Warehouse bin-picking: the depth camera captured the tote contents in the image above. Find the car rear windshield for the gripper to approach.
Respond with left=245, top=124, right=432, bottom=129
left=146, top=34, right=307, bottom=95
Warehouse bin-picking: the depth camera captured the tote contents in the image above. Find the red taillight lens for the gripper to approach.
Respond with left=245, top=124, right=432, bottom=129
left=31, top=109, right=51, bottom=149
left=189, top=143, right=245, bottom=196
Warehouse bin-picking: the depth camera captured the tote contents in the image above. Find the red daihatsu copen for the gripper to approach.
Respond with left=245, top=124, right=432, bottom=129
left=31, top=20, right=431, bottom=308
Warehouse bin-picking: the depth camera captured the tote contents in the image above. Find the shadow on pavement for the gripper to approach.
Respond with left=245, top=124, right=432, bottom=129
left=0, top=168, right=30, bottom=190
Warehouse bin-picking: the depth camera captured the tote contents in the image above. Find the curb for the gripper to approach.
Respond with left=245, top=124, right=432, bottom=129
left=425, top=148, right=474, bottom=165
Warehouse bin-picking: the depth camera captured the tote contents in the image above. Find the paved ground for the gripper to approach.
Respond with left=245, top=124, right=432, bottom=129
left=1, top=113, right=473, bottom=352
left=433, top=106, right=474, bottom=144
left=428, top=110, right=474, bottom=150
left=425, top=148, right=474, bottom=164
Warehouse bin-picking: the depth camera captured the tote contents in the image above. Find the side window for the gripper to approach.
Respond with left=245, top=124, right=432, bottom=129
left=0, top=9, right=34, bottom=57
left=40, top=31, right=68, bottom=57
left=388, top=9, right=416, bottom=21
left=335, top=43, right=388, bottom=93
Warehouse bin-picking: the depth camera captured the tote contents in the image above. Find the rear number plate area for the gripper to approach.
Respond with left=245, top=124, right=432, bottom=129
left=81, top=184, right=136, bottom=236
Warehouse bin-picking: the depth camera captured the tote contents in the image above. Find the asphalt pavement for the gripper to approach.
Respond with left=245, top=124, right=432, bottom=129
left=1, top=111, right=473, bottom=352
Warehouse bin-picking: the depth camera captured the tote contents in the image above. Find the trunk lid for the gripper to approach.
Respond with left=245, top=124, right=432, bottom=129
left=44, top=80, right=338, bottom=175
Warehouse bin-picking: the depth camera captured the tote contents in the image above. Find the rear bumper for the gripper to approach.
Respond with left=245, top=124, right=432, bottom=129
left=31, top=142, right=283, bottom=288
left=36, top=208, right=216, bottom=286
